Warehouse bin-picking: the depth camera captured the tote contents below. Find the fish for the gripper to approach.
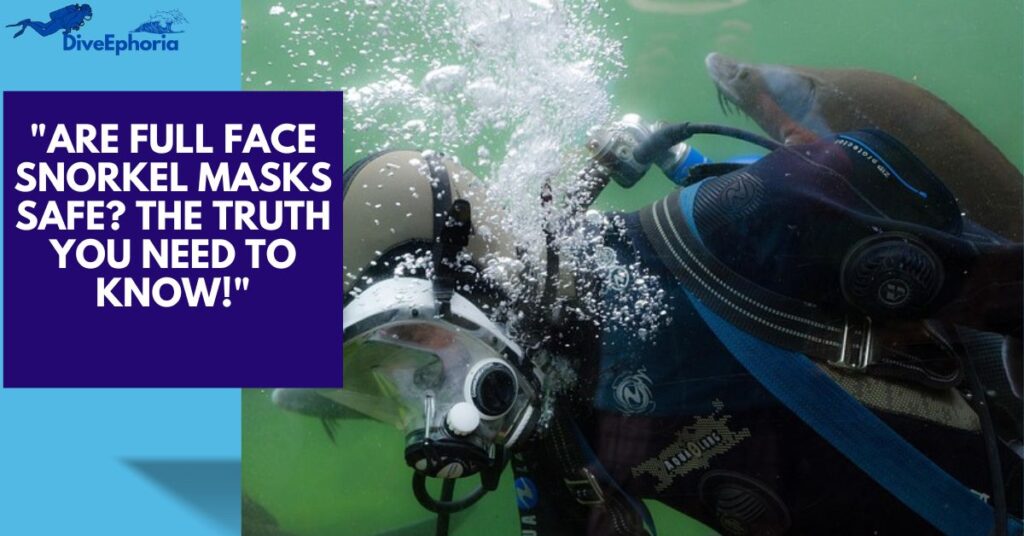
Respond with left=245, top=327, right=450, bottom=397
left=271, top=388, right=368, bottom=444
left=243, top=493, right=297, bottom=536
left=705, top=52, right=1023, bottom=240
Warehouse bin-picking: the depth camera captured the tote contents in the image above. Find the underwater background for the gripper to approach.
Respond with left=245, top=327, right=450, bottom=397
left=241, top=0, right=1023, bottom=534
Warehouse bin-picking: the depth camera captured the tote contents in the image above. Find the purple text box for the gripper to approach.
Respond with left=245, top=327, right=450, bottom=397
left=4, top=91, right=343, bottom=387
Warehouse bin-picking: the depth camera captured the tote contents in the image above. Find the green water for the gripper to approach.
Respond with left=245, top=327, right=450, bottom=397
left=241, top=1, right=1023, bottom=534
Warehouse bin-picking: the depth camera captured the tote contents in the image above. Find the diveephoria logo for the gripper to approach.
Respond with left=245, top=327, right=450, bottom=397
left=6, top=4, right=186, bottom=55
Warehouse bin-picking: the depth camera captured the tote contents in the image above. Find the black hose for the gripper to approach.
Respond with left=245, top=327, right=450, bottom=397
left=952, top=324, right=1009, bottom=536
left=434, top=479, right=456, bottom=536
left=633, top=122, right=783, bottom=165
left=412, top=472, right=486, bottom=514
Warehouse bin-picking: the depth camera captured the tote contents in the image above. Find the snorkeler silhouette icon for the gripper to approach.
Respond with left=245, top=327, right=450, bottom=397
left=7, top=4, right=93, bottom=38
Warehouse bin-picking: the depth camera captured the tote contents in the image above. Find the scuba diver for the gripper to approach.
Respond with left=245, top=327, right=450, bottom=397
left=6, top=4, right=93, bottom=38
left=279, top=115, right=1023, bottom=535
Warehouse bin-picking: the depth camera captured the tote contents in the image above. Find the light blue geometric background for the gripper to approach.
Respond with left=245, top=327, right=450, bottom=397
left=0, top=2, right=241, bottom=534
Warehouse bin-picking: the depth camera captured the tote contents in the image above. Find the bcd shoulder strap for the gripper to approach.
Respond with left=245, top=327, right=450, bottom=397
left=638, top=192, right=961, bottom=389
left=636, top=191, right=1014, bottom=535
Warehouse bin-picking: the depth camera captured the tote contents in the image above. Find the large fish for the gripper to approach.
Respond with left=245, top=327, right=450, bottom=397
left=705, top=52, right=1023, bottom=240
left=243, top=493, right=297, bottom=536
left=271, top=388, right=368, bottom=443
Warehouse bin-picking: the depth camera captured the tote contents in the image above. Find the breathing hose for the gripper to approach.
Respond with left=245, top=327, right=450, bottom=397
left=633, top=122, right=782, bottom=165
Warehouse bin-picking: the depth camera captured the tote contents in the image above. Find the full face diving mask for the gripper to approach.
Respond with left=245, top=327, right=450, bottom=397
left=337, top=276, right=540, bottom=513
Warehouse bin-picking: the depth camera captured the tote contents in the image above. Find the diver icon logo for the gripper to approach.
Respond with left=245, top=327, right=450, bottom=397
left=6, top=4, right=93, bottom=38
left=613, top=367, right=656, bottom=415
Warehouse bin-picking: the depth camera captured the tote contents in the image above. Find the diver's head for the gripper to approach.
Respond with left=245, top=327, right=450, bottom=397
left=342, top=278, right=538, bottom=477
left=339, top=150, right=541, bottom=512
left=77, top=4, right=93, bottom=21
left=343, top=150, right=516, bottom=303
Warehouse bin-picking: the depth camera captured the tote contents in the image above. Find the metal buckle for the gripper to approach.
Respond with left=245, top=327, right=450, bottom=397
left=564, top=468, right=605, bottom=505
left=836, top=317, right=874, bottom=370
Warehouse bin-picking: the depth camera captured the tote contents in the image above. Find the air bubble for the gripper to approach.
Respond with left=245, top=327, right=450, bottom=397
left=260, top=0, right=665, bottom=346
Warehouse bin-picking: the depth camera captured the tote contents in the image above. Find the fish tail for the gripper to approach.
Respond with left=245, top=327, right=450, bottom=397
left=320, top=418, right=338, bottom=444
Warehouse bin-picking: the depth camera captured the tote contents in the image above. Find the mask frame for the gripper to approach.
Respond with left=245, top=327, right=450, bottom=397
left=342, top=277, right=541, bottom=513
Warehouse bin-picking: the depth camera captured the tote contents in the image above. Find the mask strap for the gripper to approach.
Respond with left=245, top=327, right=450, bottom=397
left=433, top=479, right=457, bottom=536
left=409, top=444, right=509, bottom=518
left=423, top=152, right=473, bottom=318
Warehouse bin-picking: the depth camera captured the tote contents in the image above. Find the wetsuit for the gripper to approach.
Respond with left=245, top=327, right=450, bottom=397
left=513, top=131, right=1022, bottom=535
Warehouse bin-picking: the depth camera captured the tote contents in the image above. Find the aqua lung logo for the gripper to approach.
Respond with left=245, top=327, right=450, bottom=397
left=514, top=477, right=539, bottom=510
left=878, top=278, right=911, bottom=307
left=612, top=367, right=656, bottom=415
left=7, top=4, right=186, bottom=55
left=510, top=453, right=540, bottom=536
left=633, top=400, right=752, bottom=492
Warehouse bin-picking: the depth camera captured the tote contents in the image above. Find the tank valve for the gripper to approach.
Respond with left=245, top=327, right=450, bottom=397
left=585, top=114, right=708, bottom=189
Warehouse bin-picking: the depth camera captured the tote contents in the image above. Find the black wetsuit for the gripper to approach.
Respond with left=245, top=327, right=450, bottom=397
left=513, top=131, right=1022, bottom=536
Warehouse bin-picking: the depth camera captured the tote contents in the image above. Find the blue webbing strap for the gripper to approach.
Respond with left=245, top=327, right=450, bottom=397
left=687, top=293, right=1007, bottom=536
